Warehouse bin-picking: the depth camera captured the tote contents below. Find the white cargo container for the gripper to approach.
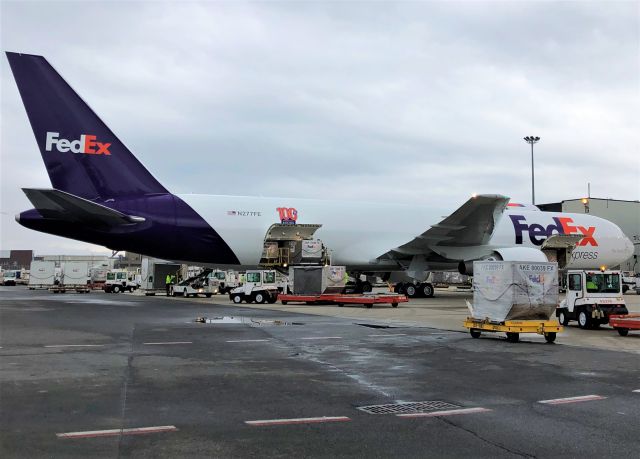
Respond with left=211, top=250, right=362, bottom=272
left=140, top=257, right=182, bottom=295
left=62, top=261, right=89, bottom=286
left=471, top=261, right=559, bottom=322
left=28, top=261, right=56, bottom=289
left=289, top=265, right=347, bottom=295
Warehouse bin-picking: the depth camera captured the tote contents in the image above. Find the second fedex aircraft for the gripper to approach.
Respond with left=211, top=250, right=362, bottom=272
left=6, top=52, right=634, bottom=290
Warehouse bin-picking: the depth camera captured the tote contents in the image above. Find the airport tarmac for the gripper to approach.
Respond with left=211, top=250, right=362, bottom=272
left=1, top=286, right=639, bottom=458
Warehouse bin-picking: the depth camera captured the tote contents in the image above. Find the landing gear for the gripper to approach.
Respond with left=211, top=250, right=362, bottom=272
left=420, top=283, right=434, bottom=298
left=404, top=283, right=418, bottom=298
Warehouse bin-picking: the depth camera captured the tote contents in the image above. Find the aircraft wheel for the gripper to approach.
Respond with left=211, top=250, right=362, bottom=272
left=421, top=283, right=434, bottom=298
left=405, top=284, right=418, bottom=298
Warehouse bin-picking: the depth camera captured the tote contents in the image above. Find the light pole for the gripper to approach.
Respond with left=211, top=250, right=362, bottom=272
left=523, top=136, right=540, bottom=205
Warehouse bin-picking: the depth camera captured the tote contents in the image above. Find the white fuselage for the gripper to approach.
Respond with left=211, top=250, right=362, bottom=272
left=179, top=194, right=634, bottom=271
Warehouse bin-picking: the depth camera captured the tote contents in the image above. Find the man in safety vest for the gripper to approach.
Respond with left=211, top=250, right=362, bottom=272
left=166, top=274, right=172, bottom=296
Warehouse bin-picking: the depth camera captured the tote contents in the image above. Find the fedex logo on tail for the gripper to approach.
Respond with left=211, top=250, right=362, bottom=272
left=509, top=215, right=597, bottom=246
left=45, top=132, right=111, bottom=155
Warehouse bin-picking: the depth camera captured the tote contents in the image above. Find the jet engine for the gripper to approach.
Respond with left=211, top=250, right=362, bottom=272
left=458, top=247, right=548, bottom=275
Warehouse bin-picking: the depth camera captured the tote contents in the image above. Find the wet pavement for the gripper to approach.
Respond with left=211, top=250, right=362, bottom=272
left=1, top=286, right=639, bottom=458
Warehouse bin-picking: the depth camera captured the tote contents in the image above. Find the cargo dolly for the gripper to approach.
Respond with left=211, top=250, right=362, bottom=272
left=609, top=314, right=640, bottom=336
left=279, top=293, right=408, bottom=308
left=464, top=318, right=563, bottom=343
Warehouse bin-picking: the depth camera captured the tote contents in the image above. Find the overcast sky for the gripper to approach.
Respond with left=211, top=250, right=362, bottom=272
left=1, top=0, right=639, bottom=256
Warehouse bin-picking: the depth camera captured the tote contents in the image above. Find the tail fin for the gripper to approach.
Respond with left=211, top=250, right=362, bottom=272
left=6, top=52, right=167, bottom=200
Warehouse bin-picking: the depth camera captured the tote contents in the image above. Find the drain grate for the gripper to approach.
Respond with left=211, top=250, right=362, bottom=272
left=357, top=401, right=460, bottom=415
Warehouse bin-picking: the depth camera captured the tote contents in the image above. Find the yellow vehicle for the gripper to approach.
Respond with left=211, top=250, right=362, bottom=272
left=464, top=318, right=563, bottom=343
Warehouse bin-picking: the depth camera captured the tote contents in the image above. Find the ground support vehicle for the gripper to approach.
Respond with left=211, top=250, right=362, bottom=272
left=229, top=270, right=279, bottom=304
left=464, top=318, right=562, bottom=343
left=279, top=293, right=408, bottom=308
left=171, top=268, right=219, bottom=298
left=556, top=270, right=628, bottom=329
left=104, top=269, right=139, bottom=293
left=609, top=314, right=640, bottom=336
left=1, top=270, right=19, bottom=286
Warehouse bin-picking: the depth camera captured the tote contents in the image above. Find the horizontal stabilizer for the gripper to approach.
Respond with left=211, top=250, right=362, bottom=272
left=22, top=188, right=145, bottom=228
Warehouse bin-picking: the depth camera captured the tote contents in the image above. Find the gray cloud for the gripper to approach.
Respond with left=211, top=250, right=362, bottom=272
left=1, top=0, right=638, bottom=255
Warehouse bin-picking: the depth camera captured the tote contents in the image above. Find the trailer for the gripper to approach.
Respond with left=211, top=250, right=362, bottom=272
left=608, top=314, right=640, bottom=336
left=464, top=318, right=563, bottom=343
left=279, top=293, right=408, bottom=308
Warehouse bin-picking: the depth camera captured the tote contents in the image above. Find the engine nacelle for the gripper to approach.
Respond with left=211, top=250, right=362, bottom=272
left=458, top=247, right=548, bottom=275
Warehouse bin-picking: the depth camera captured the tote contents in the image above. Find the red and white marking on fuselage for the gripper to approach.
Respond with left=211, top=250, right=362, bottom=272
left=397, top=407, right=491, bottom=418
left=538, top=395, right=606, bottom=405
left=56, top=425, right=178, bottom=439
left=245, top=416, right=351, bottom=426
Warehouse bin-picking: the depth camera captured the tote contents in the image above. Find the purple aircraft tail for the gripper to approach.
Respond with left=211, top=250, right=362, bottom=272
left=6, top=52, right=168, bottom=200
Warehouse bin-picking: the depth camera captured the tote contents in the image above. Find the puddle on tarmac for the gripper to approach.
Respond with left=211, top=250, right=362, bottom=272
left=195, top=316, right=303, bottom=326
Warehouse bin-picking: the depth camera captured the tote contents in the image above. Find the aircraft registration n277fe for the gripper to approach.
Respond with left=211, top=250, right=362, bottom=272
left=6, top=52, right=635, bottom=294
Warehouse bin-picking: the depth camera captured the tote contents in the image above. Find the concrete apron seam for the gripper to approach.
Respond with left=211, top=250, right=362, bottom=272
left=117, top=325, right=136, bottom=458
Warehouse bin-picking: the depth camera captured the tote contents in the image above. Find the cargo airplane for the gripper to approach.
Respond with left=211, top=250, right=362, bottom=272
left=6, top=53, right=635, bottom=296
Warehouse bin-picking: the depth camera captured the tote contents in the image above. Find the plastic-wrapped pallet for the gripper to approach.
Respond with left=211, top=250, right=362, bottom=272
left=471, top=261, right=559, bottom=322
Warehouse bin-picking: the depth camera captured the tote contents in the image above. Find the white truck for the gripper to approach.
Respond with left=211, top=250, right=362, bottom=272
left=170, top=268, right=219, bottom=298
left=104, top=269, right=139, bottom=293
left=556, top=270, right=628, bottom=329
left=229, top=270, right=279, bottom=304
left=209, top=270, right=240, bottom=294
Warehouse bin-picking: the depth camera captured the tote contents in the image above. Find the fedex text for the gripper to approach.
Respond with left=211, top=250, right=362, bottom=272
left=45, top=132, right=111, bottom=155
left=509, top=215, right=597, bottom=247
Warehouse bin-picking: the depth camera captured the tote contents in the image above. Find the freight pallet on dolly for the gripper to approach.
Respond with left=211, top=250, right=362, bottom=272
left=464, top=318, right=563, bottom=343
left=279, top=293, right=408, bottom=308
left=609, top=314, right=640, bottom=336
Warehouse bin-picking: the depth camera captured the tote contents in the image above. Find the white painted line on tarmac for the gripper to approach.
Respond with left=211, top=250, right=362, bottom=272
left=226, top=339, right=271, bottom=343
left=57, top=425, right=178, bottom=439
left=300, top=337, right=342, bottom=340
left=143, top=341, right=192, bottom=345
left=245, top=416, right=351, bottom=426
left=632, top=389, right=640, bottom=393
left=44, top=344, right=104, bottom=348
left=538, top=395, right=606, bottom=405
left=368, top=334, right=407, bottom=337
left=397, top=407, right=491, bottom=418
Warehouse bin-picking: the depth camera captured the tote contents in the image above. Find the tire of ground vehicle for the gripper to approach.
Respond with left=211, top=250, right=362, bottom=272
left=544, top=332, right=556, bottom=343
left=184, top=288, right=189, bottom=297
left=470, top=329, right=481, bottom=338
left=267, top=295, right=277, bottom=304
left=231, top=294, right=243, bottom=304
left=558, top=309, right=569, bottom=326
left=622, top=285, right=629, bottom=293
left=366, top=303, right=373, bottom=309
left=578, top=309, right=591, bottom=329
left=113, top=285, right=121, bottom=293
left=205, top=293, right=212, bottom=298
left=254, top=292, right=266, bottom=304
left=506, top=332, right=519, bottom=342
left=392, top=302, right=398, bottom=308
left=361, top=282, right=372, bottom=293
left=405, top=284, right=417, bottom=298
left=421, top=283, right=434, bottom=298
left=616, top=328, right=629, bottom=336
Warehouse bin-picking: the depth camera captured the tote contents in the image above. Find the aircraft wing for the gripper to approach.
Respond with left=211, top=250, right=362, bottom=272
left=379, top=194, right=510, bottom=261
left=22, top=188, right=145, bottom=228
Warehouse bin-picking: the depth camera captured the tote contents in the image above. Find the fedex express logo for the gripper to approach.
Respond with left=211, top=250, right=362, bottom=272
left=45, top=132, right=111, bottom=155
left=509, top=215, right=597, bottom=247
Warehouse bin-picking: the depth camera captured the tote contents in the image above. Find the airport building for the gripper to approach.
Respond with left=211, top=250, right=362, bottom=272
left=538, top=198, right=640, bottom=272
left=0, top=250, right=34, bottom=270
